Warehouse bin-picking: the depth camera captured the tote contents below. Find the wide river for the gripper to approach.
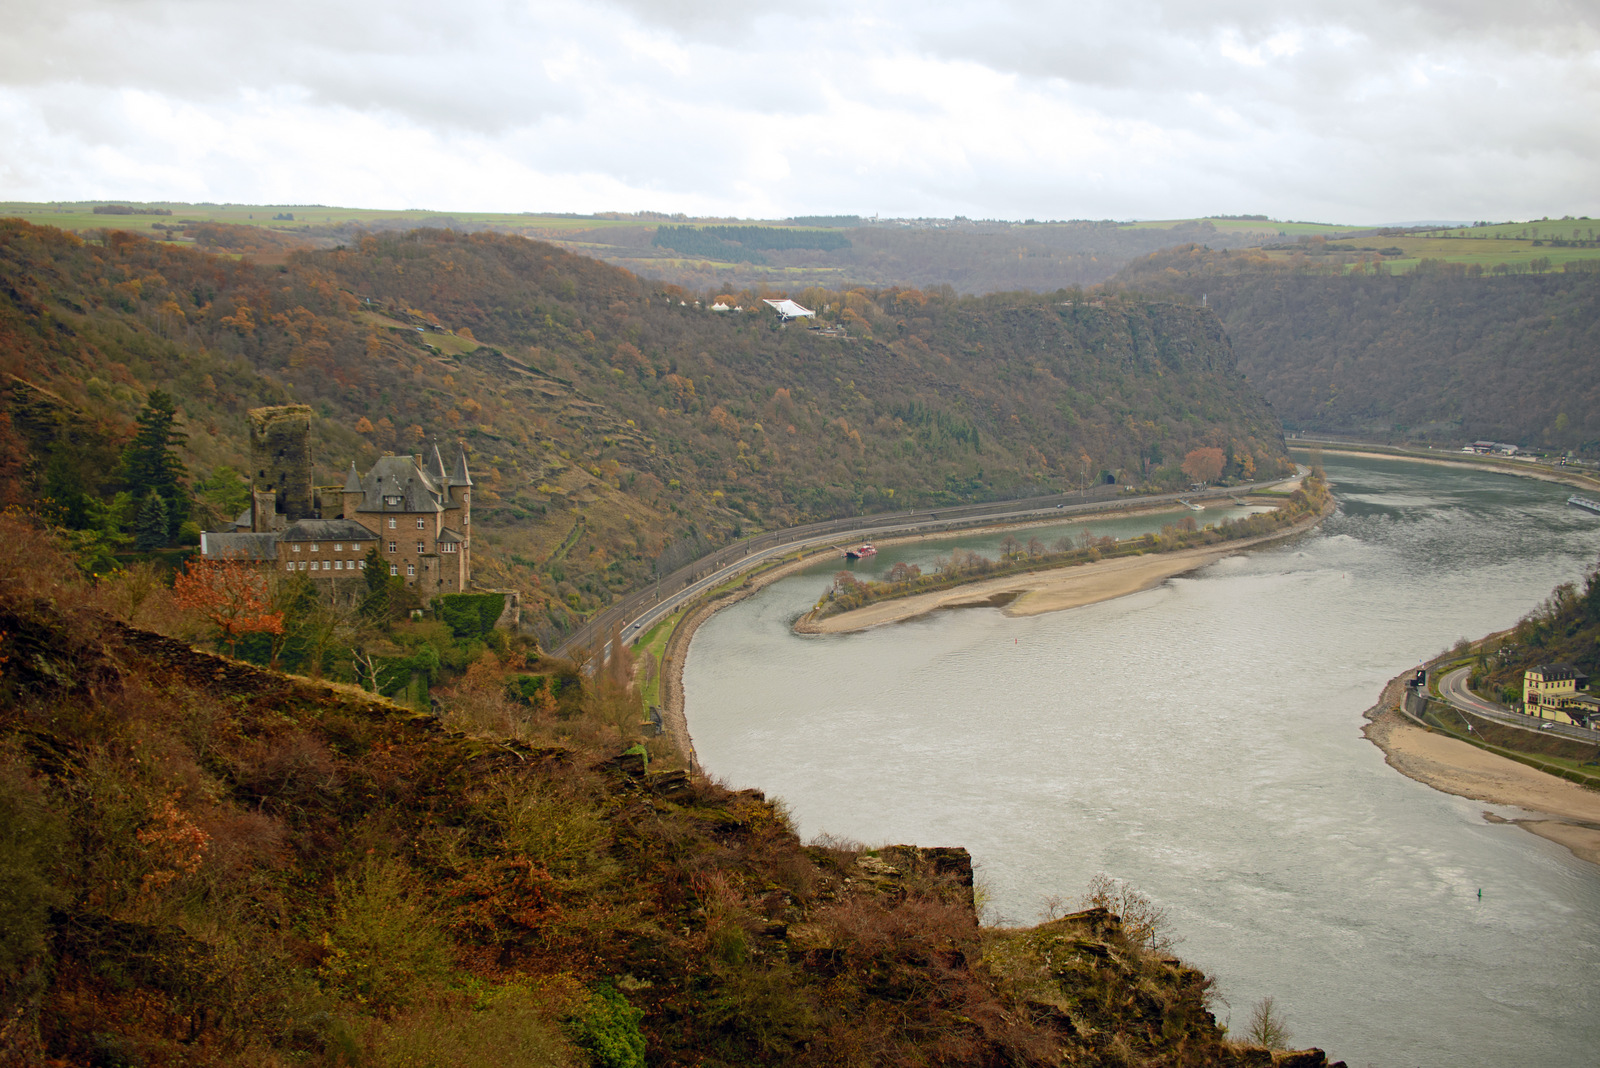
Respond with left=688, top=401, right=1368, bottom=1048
left=683, top=454, right=1600, bottom=1066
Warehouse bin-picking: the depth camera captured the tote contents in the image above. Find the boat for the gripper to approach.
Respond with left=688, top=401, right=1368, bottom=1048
left=1177, top=499, right=1205, bottom=511
left=1568, top=495, right=1600, bottom=514
left=843, top=543, right=878, bottom=559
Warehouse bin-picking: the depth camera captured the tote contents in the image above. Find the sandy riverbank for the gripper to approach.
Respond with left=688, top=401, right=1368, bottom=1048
left=796, top=505, right=1329, bottom=635
left=1362, top=676, right=1600, bottom=866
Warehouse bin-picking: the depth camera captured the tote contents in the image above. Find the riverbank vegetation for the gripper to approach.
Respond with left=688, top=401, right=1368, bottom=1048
left=1468, top=561, right=1600, bottom=705
left=807, top=474, right=1329, bottom=623
left=0, top=513, right=1334, bottom=1067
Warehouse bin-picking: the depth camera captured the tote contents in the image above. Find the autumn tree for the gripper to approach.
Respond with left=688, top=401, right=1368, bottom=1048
left=172, top=555, right=284, bottom=657
left=1181, top=446, right=1225, bottom=485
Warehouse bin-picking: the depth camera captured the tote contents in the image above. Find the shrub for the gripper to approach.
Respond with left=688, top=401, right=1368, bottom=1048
left=0, top=756, right=66, bottom=980
left=319, top=857, right=451, bottom=1012
left=567, top=984, right=645, bottom=1068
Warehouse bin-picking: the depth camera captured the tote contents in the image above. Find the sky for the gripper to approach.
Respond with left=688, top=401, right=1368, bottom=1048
left=1, top=0, right=1596, bottom=223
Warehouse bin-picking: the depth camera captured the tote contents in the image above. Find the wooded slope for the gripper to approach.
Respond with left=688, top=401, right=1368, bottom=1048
left=1111, top=246, right=1600, bottom=449
left=0, top=220, right=1287, bottom=644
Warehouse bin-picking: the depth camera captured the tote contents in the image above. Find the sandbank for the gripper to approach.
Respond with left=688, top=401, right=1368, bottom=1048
left=797, top=511, right=1325, bottom=635
left=1363, top=677, right=1600, bottom=866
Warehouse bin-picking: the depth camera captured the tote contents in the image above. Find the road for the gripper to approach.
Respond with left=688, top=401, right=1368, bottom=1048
left=554, top=475, right=1300, bottom=662
left=1437, top=666, right=1600, bottom=744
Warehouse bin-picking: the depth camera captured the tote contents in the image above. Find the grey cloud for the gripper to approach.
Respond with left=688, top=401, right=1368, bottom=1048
left=0, top=0, right=1594, bottom=222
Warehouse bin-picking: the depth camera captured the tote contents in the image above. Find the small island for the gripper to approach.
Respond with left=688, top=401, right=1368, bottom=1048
left=796, top=472, right=1332, bottom=634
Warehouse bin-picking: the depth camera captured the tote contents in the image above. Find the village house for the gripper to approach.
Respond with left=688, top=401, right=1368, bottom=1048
left=1521, top=663, right=1600, bottom=728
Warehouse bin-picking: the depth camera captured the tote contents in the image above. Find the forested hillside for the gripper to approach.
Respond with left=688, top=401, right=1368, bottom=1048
left=0, top=219, right=1288, bottom=644
left=1110, top=246, right=1600, bottom=450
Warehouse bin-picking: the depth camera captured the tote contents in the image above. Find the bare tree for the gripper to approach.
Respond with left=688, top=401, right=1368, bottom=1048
left=1080, top=873, right=1179, bottom=954
left=1245, top=996, right=1292, bottom=1049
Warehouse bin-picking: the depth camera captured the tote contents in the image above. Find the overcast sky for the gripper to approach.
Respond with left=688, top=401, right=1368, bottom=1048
left=1, top=0, right=1595, bottom=223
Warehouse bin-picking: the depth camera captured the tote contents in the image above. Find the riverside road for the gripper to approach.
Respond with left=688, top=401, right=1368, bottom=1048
left=1438, top=666, right=1600, bottom=744
left=554, top=476, right=1300, bottom=661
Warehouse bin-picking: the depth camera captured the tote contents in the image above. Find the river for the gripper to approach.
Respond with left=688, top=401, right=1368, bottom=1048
left=682, top=455, right=1600, bottom=1066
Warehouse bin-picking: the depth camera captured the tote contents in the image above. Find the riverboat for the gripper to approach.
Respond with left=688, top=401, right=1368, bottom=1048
left=1568, top=495, right=1600, bottom=515
left=844, top=543, right=878, bottom=559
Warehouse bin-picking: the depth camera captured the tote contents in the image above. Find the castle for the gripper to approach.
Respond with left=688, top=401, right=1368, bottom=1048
left=200, top=405, right=473, bottom=597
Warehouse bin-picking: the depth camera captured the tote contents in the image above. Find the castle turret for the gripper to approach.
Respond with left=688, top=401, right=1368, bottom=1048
left=340, top=462, right=363, bottom=520
left=248, top=405, right=315, bottom=528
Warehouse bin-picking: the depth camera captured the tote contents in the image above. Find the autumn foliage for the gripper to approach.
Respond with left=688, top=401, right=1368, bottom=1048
left=171, top=555, right=284, bottom=656
left=1181, top=446, right=1226, bottom=485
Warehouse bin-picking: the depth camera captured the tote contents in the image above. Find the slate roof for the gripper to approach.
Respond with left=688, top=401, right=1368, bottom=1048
left=281, top=519, right=379, bottom=543
left=437, top=527, right=465, bottom=544
left=200, top=532, right=280, bottom=562
left=1532, top=663, right=1589, bottom=683
left=349, top=446, right=472, bottom=513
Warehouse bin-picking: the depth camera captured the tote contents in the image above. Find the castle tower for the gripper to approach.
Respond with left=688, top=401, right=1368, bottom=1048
left=248, top=405, right=315, bottom=527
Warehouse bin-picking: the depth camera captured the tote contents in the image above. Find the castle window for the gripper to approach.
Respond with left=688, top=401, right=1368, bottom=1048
left=358, top=560, right=366, bottom=570
left=286, top=561, right=294, bottom=571
left=390, top=563, right=398, bottom=576
left=388, top=541, right=396, bottom=553
left=406, top=564, right=416, bottom=576
left=322, top=560, right=330, bottom=570
left=310, top=543, right=319, bottom=552
left=298, top=561, right=306, bottom=570
left=416, top=541, right=425, bottom=553
left=334, top=543, right=342, bottom=551
left=334, top=560, right=342, bottom=570
left=384, top=495, right=402, bottom=506
left=388, top=518, right=396, bottom=529
left=416, top=518, right=425, bottom=529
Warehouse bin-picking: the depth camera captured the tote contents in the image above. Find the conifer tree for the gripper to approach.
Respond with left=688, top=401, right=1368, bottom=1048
left=134, top=491, right=168, bottom=550
left=121, top=389, right=190, bottom=538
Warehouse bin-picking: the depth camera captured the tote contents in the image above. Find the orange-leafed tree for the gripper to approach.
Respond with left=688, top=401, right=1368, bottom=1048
left=172, top=556, right=285, bottom=657
left=1181, top=447, right=1226, bottom=485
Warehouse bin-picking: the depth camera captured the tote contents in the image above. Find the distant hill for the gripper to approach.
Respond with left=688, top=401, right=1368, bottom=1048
left=0, top=201, right=1352, bottom=293
left=1110, top=245, right=1600, bottom=450
left=1, top=219, right=1289, bottom=644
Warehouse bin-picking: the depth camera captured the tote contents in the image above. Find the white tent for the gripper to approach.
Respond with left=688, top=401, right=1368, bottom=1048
left=762, top=298, right=815, bottom=321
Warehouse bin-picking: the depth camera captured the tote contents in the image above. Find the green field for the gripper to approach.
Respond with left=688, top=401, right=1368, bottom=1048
left=1410, top=217, right=1598, bottom=241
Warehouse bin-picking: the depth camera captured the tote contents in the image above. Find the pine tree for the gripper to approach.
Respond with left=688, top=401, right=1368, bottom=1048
left=121, top=389, right=190, bottom=538
left=135, top=491, right=168, bottom=550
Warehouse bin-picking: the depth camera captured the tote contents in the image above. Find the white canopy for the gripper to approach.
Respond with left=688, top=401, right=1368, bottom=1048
left=762, top=298, right=815, bottom=320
